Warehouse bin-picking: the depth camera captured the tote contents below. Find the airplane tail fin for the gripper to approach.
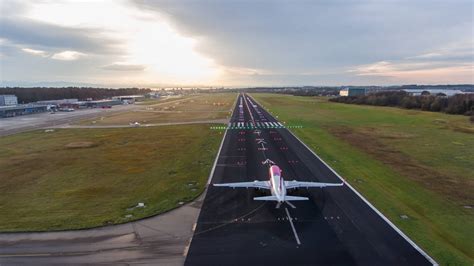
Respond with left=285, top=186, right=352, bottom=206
left=253, top=196, right=278, bottom=201
left=285, top=196, right=309, bottom=201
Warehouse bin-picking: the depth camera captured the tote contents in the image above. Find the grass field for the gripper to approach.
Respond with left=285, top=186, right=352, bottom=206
left=251, top=93, right=473, bottom=265
left=135, top=96, right=190, bottom=105
left=0, top=125, right=222, bottom=232
left=77, top=93, right=235, bottom=125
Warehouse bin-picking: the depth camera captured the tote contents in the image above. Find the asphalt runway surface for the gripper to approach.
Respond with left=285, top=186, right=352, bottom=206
left=184, top=93, right=435, bottom=265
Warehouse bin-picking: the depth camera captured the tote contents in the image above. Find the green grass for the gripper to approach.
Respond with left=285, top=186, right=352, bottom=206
left=0, top=125, right=222, bottom=232
left=135, top=96, right=193, bottom=105
left=252, top=93, right=474, bottom=265
left=77, top=93, right=236, bottom=125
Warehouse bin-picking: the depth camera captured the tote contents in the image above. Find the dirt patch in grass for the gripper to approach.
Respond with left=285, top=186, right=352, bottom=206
left=329, top=126, right=474, bottom=205
left=448, top=124, right=474, bottom=134
left=434, top=118, right=474, bottom=134
left=65, top=142, right=97, bottom=149
left=373, top=131, right=417, bottom=139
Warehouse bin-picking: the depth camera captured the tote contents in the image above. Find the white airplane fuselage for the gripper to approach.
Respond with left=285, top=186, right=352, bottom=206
left=269, top=165, right=287, bottom=202
left=213, top=162, right=343, bottom=207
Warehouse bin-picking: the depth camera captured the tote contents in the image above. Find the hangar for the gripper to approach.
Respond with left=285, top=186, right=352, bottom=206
left=113, top=95, right=145, bottom=104
left=0, top=105, right=48, bottom=118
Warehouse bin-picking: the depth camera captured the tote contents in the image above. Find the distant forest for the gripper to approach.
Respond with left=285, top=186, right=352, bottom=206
left=330, top=91, right=474, bottom=120
left=240, top=84, right=474, bottom=97
left=0, top=87, right=151, bottom=103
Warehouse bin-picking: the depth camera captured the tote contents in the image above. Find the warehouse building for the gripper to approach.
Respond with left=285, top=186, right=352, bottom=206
left=0, top=95, right=18, bottom=106
left=339, top=88, right=366, bottom=97
left=85, top=99, right=122, bottom=108
left=36, top=98, right=122, bottom=109
left=113, top=95, right=145, bottom=104
left=0, top=104, right=48, bottom=118
left=36, top=99, right=79, bottom=105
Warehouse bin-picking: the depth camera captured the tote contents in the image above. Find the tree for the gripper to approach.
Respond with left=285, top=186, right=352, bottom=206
left=330, top=90, right=473, bottom=116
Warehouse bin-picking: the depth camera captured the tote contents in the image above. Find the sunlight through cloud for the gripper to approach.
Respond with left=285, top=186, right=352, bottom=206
left=22, top=0, right=220, bottom=85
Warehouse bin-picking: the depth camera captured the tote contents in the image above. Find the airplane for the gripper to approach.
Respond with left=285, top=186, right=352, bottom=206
left=213, top=163, right=343, bottom=208
left=129, top=122, right=141, bottom=127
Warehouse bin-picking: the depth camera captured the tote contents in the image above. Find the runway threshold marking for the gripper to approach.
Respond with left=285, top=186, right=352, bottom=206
left=284, top=207, right=301, bottom=245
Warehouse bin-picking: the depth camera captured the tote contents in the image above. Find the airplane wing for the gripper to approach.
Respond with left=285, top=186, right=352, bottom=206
left=285, top=180, right=343, bottom=189
left=213, top=180, right=271, bottom=189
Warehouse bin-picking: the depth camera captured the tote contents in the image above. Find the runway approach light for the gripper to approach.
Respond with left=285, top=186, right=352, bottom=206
left=209, top=123, right=301, bottom=130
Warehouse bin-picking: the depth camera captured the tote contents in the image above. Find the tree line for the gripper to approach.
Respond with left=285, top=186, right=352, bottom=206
left=330, top=91, right=474, bottom=119
left=0, top=87, right=151, bottom=104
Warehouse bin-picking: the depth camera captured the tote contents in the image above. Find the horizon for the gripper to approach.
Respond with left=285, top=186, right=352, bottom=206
left=1, top=82, right=474, bottom=89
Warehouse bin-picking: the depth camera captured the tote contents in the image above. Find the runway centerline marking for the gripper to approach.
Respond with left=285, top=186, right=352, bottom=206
left=285, top=207, right=301, bottom=245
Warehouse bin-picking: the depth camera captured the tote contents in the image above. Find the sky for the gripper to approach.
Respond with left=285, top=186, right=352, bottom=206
left=0, top=0, right=473, bottom=87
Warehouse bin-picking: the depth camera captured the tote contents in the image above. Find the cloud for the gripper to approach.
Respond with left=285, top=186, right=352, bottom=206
left=21, top=48, right=48, bottom=57
left=51, top=51, right=86, bottom=61
left=345, top=40, right=474, bottom=84
left=133, top=1, right=473, bottom=67
left=410, top=53, right=444, bottom=59
left=407, top=41, right=474, bottom=62
left=348, top=59, right=474, bottom=84
left=1, top=0, right=473, bottom=86
left=349, top=61, right=394, bottom=76
left=351, top=40, right=474, bottom=79
left=131, top=0, right=474, bottom=85
left=4, top=0, right=219, bottom=84
left=0, top=16, right=121, bottom=55
left=101, top=63, right=146, bottom=71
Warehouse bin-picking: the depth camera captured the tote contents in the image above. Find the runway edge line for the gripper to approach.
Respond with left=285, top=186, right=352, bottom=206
left=248, top=94, right=438, bottom=266
left=185, top=93, right=239, bottom=258
left=207, top=93, right=239, bottom=185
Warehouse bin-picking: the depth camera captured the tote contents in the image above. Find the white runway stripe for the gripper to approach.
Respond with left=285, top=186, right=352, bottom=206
left=285, top=208, right=301, bottom=245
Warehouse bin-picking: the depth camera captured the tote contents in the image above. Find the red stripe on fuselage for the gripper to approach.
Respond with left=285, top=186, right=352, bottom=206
left=269, top=165, right=284, bottom=194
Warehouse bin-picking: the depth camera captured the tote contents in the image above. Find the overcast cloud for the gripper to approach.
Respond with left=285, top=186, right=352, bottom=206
left=1, top=0, right=472, bottom=87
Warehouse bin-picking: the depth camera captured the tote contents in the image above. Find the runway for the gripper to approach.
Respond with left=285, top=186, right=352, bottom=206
left=184, top=93, right=435, bottom=265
